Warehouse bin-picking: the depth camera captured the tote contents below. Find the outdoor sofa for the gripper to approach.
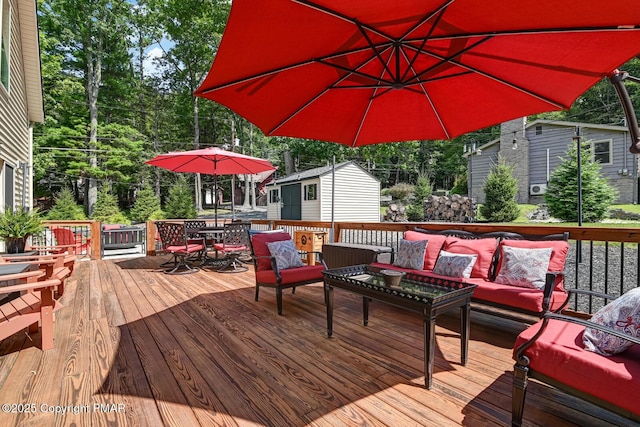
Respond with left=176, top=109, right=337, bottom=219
left=371, top=228, right=570, bottom=320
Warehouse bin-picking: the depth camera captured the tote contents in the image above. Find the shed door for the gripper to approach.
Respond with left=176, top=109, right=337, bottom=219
left=281, top=183, right=301, bottom=220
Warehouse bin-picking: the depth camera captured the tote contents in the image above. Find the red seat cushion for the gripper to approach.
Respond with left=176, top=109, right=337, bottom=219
left=404, top=230, right=447, bottom=271
left=469, top=278, right=566, bottom=313
left=496, top=239, right=569, bottom=289
left=256, top=264, right=325, bottom=285
left=443, top=237, right=498, bottom=279
left=250, top=232, right=292, bottom=271
left=514, top=319, right=640, bottom=416
left=166, top=243, right=204, bottom=254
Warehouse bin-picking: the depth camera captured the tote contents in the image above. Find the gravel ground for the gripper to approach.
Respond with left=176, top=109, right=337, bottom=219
left=563, top=241, right=639, bottom=312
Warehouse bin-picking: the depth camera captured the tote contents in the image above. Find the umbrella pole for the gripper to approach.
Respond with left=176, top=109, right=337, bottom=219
left=231, top=175, right=236, bottom=222
left=214, top=173, right=218, bottom=227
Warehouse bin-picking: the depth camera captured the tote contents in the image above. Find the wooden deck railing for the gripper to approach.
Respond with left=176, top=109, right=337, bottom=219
left=38, top=218, right=640, bottom=312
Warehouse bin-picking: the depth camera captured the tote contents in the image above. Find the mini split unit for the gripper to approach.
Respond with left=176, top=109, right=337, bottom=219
left=529, top=184, right=547, bottom=195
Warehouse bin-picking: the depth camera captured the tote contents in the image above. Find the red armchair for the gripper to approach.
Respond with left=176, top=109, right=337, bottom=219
left=249, top=231, right=326, bottom=315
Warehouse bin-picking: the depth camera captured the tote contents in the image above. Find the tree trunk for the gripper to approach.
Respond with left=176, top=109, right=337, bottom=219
left=85, top=32, right=101, bottom=216
left=193, top=96, right=202, bottom=212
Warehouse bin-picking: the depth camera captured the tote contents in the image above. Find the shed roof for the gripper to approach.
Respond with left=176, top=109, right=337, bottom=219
left=269, top=160, right=379, bottom=185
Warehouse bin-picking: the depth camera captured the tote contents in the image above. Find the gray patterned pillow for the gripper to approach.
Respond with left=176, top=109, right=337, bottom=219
left=583, top=287, right=640, bottom=356
left=393, top=239, right=428, bottom=270
left=494, top=246, right=552, bottom=290
left=432, top=250, right=477, bottom=278
left=266, top=239, right=305, bottom=270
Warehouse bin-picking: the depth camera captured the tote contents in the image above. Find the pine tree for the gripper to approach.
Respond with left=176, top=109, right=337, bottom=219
left=130, top=184, right=163, bottom=222
left=46, top=188, right=87, bottom=220
left=480, top=158, right=520, bottom=222
left=91, top=187, right=129, bottom=224
left=164, top=175, right=197, bottom=219
left=545, top=142, right=617, bottom=222
left=407, top=174, right=432, bottom=221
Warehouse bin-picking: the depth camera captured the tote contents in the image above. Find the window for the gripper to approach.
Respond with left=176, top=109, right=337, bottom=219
left=304, top=184, right=317, bottom=201
left=591, top=139, right=612, bottom=164
left=269, top=189, right=279, bottom=203
left=535, top=125, right=542, bottom=135
left=0, top=0, right=9, bottom=90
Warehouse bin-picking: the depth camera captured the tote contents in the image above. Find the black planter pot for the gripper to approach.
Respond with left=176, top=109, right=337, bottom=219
left=5, top=237, right=26, bottom=254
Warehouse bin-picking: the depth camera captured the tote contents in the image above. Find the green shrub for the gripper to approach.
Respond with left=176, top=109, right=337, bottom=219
left=47, top=188, right=87, bottom=220
left=130, top=184, right=162, bottom=222
left=450, top=173, right=468, bottom=195
left=91, top=187, right=129, bottom=224
left=545, top=142, right=616, bottom=222
left=164, top=175, right=197, bottom=219
left=387, top=183, right=414, bottom=202
left=480, top=158, right=520, bottom=222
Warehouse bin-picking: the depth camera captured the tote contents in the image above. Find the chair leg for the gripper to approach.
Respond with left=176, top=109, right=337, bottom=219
left=276, top=288, right=283, bottom=315
left=512, top=364, right=529, bottom=427
left=216, top=253, right=248, bottom=273
left=255, top=284, right=260, bottom=301
left=165, top=254, right=199, bottom=275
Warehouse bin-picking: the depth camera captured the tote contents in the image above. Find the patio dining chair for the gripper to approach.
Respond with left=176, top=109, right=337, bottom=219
left=213, top=222, right=251, bottom=273
left=248, top=230, right=326, bottom=315
left=156, top=222, right=205, bottom=274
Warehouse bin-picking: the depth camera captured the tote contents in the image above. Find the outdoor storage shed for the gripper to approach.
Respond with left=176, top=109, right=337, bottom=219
left=266, top=161, right=380, bottom=222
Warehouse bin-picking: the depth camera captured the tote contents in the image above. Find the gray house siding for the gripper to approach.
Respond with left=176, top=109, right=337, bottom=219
left=527, top=122, right=636, bottom=204
left=468, top=144, right=499, bottom=204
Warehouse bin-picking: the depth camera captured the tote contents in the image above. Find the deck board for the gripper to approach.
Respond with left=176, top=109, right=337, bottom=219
left=0, top=256, right=637, bottom=427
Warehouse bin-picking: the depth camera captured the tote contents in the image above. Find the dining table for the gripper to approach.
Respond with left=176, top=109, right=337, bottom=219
left=196, top=226, right=226, bottom=266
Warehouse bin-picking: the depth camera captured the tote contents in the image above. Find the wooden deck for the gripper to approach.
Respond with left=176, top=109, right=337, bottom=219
left=0, top=256, right=637, bottom=427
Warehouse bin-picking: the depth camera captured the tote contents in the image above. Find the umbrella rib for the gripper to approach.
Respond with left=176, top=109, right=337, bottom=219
left=293, top=0, right=395, bottom=42
left=355, top=20, right=397, bottom=83
left=199, top=44, right=391, bottom=94
left=405, top=25, right=640, bottom=44
left=398, top=48, right=452, bottom=139
left=408, top=43, right=568, bottom=109
left=401, top=6, right=449, bottom=83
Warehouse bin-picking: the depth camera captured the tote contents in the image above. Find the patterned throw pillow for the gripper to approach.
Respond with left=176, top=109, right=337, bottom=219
left=432, top=250, right=477, bottom=278
left=494, top=246, right=552, bottom=290
left=393, top=239, right=428, bottom=270
left=266, top=239, right=304, bottom=270
left=583, top=287, right=640, bottom=356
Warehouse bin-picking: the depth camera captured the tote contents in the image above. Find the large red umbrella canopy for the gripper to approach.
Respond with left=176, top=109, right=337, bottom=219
left=195, top=0, right=640, bottom=147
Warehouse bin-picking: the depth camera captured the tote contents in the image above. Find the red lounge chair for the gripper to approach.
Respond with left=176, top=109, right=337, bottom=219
left=51, top=227, right=91, bottom=256
left=248, top=230, right=326, bottom=315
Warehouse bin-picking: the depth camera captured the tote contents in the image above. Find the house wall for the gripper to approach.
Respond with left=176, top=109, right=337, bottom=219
left=319, top=163, right=380, bottom=222
left=468, top=144, right=499, bottom=204
left=527, top=123, right=636, bottom=204
left=0, top=0, right=30, bottom=211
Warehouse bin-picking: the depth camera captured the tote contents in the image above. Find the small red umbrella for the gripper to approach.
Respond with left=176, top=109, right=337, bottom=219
left=146, top=147, right=276, bottom=225
left=195, top=0, right=640, bottom=147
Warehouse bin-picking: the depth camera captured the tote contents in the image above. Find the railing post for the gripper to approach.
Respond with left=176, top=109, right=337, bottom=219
left=146, top=221, right=157, bottom=256
left=90, top=221, right=101, bottom=260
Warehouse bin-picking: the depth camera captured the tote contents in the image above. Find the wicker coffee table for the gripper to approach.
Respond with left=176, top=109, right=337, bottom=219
left=322, top=264, right=477, bottom=389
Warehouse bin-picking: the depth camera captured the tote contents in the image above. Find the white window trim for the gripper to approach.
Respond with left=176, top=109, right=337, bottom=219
left=590, top=139, right=613, bottom=165
left=0, top=0, right=10, bottom=93
left=303, top=183, right=317, bottom=201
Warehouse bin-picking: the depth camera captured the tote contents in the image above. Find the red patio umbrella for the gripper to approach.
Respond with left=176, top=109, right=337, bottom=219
left=145, top=147, right=276, bottom=225
left=195, top=0, right=640, bottom=147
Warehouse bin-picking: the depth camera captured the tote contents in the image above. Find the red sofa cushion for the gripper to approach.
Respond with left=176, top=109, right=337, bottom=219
left=514, top=319, right=640, bottom=416
left=443, top=237, right=498, bottom=279
left=496, top=239, right=569, bottom=289
left=404, top=230, right=446, bottom=271
left=469, top=278, right=566, bottom=313
left=251, top=232, right=292, bottom=271
left=256, top=264, right=325, bottom=285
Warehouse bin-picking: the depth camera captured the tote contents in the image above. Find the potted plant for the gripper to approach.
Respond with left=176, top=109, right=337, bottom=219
left=0, top=207, right=44, bottom=253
